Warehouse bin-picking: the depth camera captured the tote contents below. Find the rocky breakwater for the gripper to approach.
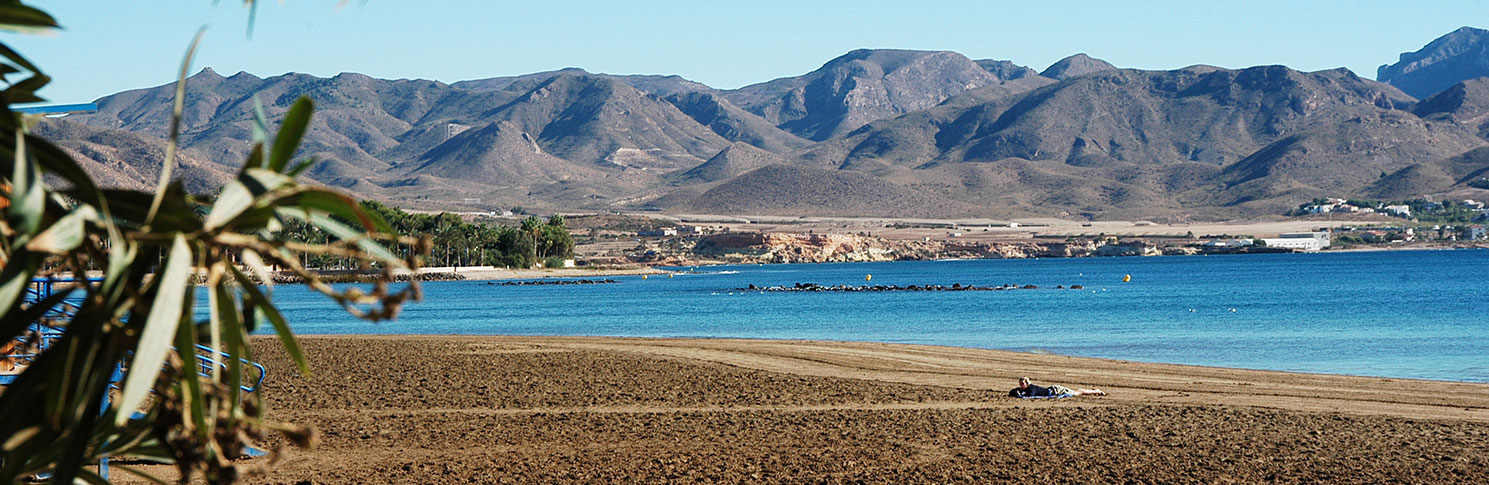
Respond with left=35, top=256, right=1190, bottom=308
left=491, top=279, right=619, bottom=286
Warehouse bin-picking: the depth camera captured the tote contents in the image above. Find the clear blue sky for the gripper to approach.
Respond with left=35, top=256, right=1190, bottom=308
left=7, top=1, right=1488, bottom=103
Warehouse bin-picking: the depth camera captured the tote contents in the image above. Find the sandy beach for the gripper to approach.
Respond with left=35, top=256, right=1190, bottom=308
left=143, top=335, right=1489, bottom=483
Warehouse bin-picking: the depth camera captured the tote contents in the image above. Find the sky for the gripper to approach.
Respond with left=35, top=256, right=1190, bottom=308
left=6, top=1, right=1489, bottom=104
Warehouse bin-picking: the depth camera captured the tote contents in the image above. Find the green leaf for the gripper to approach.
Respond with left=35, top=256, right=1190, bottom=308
left=229, top=265, right=310, bottom=376
left=4, top=72, right=50, bottom=98
left=99, top=229, right=137, bottom=305
left=172, top=302, right=209, bottom=442
left=280, top=208, right=401, bottom=266
left=241, top=167, right=295, bottom=193
left=205, top=287, right=223, bottom=391
left=241, top=143, right=266, bottom=172
left=290, top=189, right=392, bottom=233
left=0, top=5, right=59, bottom=32
left=268, top=96, right=313, bottom=172
left=95, top=186, right=203, bottom=233
left=244, top=0, right=259, bottom=39
left=203, top=180, right=252, bottom=231
left=29, top=134, right=100, bottom=203
left=286, top=157, right=317, bottom=178
left=212, top=283, right=246, bottom=406
left=7, top=127, right=43, bottom=236
left=251, top=98, right=270, bottom=146
left=238, top=249, right=274, bottom=290
left=113, top=438, right=177, bottom=464
left=144, top=30, right=204, bottom=229
left=115, top=234, right=193, bottom=426
left=0, top=251, right=39, bottom=320
left=0, top=285, right=72, bottom=345
left=24, top=205, right=96, bottom=254
left=1, top=74, right=47, bottom=104
left=0, top=39, right=41, bottom=73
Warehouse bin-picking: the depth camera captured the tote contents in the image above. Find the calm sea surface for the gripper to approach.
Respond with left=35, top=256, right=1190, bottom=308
left=226, top=250, right=1489, bottom=382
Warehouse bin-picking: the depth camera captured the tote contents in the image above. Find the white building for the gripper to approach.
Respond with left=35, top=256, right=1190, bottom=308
left=1259, top=232, right=1331, bottom=251
left=1383, top=205, right=1412, bottom=217
left=1203, top=239, right=1253, bottom=248
left=638, top=227, right=678, bottom=237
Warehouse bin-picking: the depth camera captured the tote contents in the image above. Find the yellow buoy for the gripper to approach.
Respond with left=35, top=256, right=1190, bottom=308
left=642, top=275, right=648, bottom=280
left=668, top=273, right=674, bottom=278
left=1122, top=274, right=1131, bottom=283
left=865, top=274, right=872, bottom=282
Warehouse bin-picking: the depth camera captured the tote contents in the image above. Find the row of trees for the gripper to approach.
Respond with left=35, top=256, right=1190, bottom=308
left=279, top=200, right=574, bottom=269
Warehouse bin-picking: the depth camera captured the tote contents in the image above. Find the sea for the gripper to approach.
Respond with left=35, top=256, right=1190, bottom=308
left=233, top=249, right=1489, bottom=383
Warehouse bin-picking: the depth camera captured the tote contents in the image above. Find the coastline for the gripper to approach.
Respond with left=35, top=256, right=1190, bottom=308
left=409, top=265, right=665, bottom=281
left=115, top=335, right=1489, bottom=483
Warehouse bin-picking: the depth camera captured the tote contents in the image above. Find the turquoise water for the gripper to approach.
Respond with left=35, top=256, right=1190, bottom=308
left=230, top=250, right=1489, bottom=382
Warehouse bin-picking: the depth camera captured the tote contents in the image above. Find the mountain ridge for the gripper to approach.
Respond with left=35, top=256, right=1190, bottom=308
left=42, top=35, right=1489, bottom=221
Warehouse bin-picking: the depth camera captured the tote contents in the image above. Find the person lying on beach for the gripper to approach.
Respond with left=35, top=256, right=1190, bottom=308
left=1007, top=376, right=1106, bottom=398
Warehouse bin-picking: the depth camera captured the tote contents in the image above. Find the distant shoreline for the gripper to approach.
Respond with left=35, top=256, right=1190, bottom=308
left=408, top=265, right=665, bottom=281
left=419, top=244, right=1480, bottom=280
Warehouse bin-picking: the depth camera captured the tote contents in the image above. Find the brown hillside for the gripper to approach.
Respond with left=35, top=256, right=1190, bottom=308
left=680, top=164, right=980, bottom=217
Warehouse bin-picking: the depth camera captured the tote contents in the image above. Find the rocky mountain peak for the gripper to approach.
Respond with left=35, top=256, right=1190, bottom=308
left=973, top=59, right=1042, bottom=81
left=726, top=48, right=1022, bottom=141
left=1378, top=26, right=1489, bottom=99
left=193, top=67, right=223, bottom=81
left=1040, top=53, right=1117, bottom=80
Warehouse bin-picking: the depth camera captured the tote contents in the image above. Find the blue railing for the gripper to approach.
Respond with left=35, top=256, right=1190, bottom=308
left=3, top=277, right=268, bottom=391
left=5, top=277, right=274, bottom=477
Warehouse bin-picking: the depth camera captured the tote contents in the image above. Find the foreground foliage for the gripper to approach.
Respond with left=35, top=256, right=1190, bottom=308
left=0, top=1, right=427, bottom=482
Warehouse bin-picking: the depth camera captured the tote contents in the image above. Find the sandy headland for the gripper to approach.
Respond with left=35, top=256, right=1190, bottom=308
left=174, top=336, right=1489, bottom=483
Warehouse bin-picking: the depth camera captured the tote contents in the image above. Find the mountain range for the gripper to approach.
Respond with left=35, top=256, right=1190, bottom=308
left=41, top=27, right=1489, bottom=221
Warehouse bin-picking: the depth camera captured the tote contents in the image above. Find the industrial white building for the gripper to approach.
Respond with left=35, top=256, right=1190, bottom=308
left=1260, top=232, right=1331, bottom=251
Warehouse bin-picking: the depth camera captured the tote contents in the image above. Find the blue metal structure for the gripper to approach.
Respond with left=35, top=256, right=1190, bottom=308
left=3, top=277, right=266, bottom=389
left=12, top=103, right=98, bottom=116
left=2, top=277, right=269, bottom=477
